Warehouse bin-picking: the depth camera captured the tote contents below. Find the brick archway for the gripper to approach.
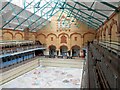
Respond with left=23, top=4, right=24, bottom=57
left=103, top=25, right=108, bottom=36
left=58, top=33, right=69, bottom=38
left=47, top=33, right=57, bottom=38
left=3, top=31, right=13, bottom=39
left=48, top=45, right=56, bottom=49
left=15, top=32, right=24, bottom=39
left=37, top=33, right=46, bottom=38
left=70, top=32, right=82, bottom=38
left=71, top=45, right=80, bottom=57
left=59, top=45, right=68, bottom=49
left=71, top=45, right=80, bottom=50
left=83, top=32, right=95, bottom=38
left=109, top=19, right=118, bottom=35
left=83, top=32, right=95, bottom=45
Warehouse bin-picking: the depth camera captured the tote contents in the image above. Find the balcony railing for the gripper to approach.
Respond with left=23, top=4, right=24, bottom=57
left=0, top=45, right=45, bottom=55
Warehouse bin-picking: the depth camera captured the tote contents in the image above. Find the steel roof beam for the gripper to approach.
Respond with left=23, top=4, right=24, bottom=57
left=32, top=2, right=59, bottom=31
left=90, top=1, right=95, bottom=8
left=62, top=3, right=77, bottom=25
left=66, top=3, right=103, bottom=24
left=63, top=7, right=98, bottom=29
left=75, top=16, right=98, bottom=29
left=57, top=1, right=67, bottom=21
left=28, top=3, right=54, bottom=28
left=0, top=0, right=12, bottom=12
left=29, top=10, right=54, bottom=30
left=13, top=1, right=52, bottom=30
left=100, top=2, right=119, bottom=12
left=67, top=3, right=76, bottom=17
left=67, top=7, right=101, bottom=26
left=74, top=14, right=99, bottom=28
left=32, top=10, right=60, bottom=31
left=9, top=3, right=21, bottom=29
left=50, top=1, right=59, bottom=16
left=33, top=0, right=42, bottom=12
left=64, top=10, right=98, bottom=29
left=2, top=0, right=35, bottom=29
left=71, top=0, right=108, bottom=19
left=25, top=11, right=32, bottom=27
left=71, top=11, right=99, bottom=28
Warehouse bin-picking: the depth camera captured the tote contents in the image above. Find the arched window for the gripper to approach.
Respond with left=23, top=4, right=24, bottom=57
left=75, top=37, right=77, bottom=41
left=51, top=37, right=53, bottom=41
left=61, top=35, right=67, bottom=44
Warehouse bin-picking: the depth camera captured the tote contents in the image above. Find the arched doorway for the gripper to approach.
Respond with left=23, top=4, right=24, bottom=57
left=60, top=46, right=68, bottom=56
left=71, top=45, right=80, bottom=57
left=49, top=45, right=56, bottom=56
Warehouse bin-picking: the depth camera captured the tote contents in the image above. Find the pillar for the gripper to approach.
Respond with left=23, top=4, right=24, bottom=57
left=117, top=12, right=120, bottom=56
left=70, top=49, right=72, bottom=57
left=56, top=50, right=59, bottom=56
left=44, top=48, right=49, bottom=55
left=80, top=49, right=84, bottom=58
left=118, top=12, right=120, bottom=34
left=81, top=35, right=84, bottom=47
left=24, top=27, right=29, bottom=40
left=54, top=50, right=57, bottom=56
left=108, top=27, right=111, bottom=51
left=0, top=1, right=2, bottom=41
left=58, top=49, right=61, bottom=56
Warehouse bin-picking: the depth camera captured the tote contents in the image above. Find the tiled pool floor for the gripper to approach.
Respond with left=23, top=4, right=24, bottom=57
left=1, top=66, right=83, bottom=88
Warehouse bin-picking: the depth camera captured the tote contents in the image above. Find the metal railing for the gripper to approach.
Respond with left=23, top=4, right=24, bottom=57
left=0, top=45, right=45, bottom=55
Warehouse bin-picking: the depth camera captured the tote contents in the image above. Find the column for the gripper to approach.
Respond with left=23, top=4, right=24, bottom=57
left=67, top=50, right=71, bottom=57
left=24, top=27, right=29, bottom=40
left=79, top=49, right=81, bottom=57
left=81, top=35, right=84, bottom=47
left=70, top=50, right=72, bottom=57
left=58, top=49, right=61, bottom=56
left=0, top=1, right=2, bottom=41
left=108, top=27, right=111, bottom=51
left=118, top=12, right=120, bottom=34
left=56, top=50, right=59, bottom=56
left=44, top=49, right=49, bottom=55
left=67, top=50, right=69, bottom=56
left=117, top=12, right=120, bottom=57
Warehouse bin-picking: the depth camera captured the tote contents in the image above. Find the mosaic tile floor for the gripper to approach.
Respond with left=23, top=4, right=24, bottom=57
left=1, top=66, right=83, bottom=88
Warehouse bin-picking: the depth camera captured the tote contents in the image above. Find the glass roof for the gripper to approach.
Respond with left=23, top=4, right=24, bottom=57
left=0, top=0, right=120, bottom=32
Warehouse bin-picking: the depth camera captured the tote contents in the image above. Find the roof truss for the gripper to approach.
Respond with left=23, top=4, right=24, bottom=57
left=0, top=0, right=119, bottom=32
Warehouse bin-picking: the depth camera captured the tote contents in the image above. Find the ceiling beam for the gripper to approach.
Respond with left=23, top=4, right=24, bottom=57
left=0, top=0, right=12, bottom=12
left=28, top=3, right=55, bottom=28
left=64, top=10, right=98, bottom=29
left=71, top=0, right=109, bottom=19
left=67, top=6, right=101, bottom=26
left=100, top=2, right=119, bottom=12
left=75, top=17, right=98, bottom=29
left=50, top=1, right=59, bottom=16
left=1, top=0, right=35, bottom=29
left=13, top=1, right=52, bottom=30
left=9, top=3, right=21, bottom=29
left=67, top=3, right=76, bottom=17
left=71, top=10, right=99, bottom=28
left=57, top=0, right=67, bottom=21
left=32, top=10, right=60, bottom=31
left=31, top=2, right=60, bottom=31
left=73, top=14, right=99, bottom=28
left=66, top=3, right=104, bottom=24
